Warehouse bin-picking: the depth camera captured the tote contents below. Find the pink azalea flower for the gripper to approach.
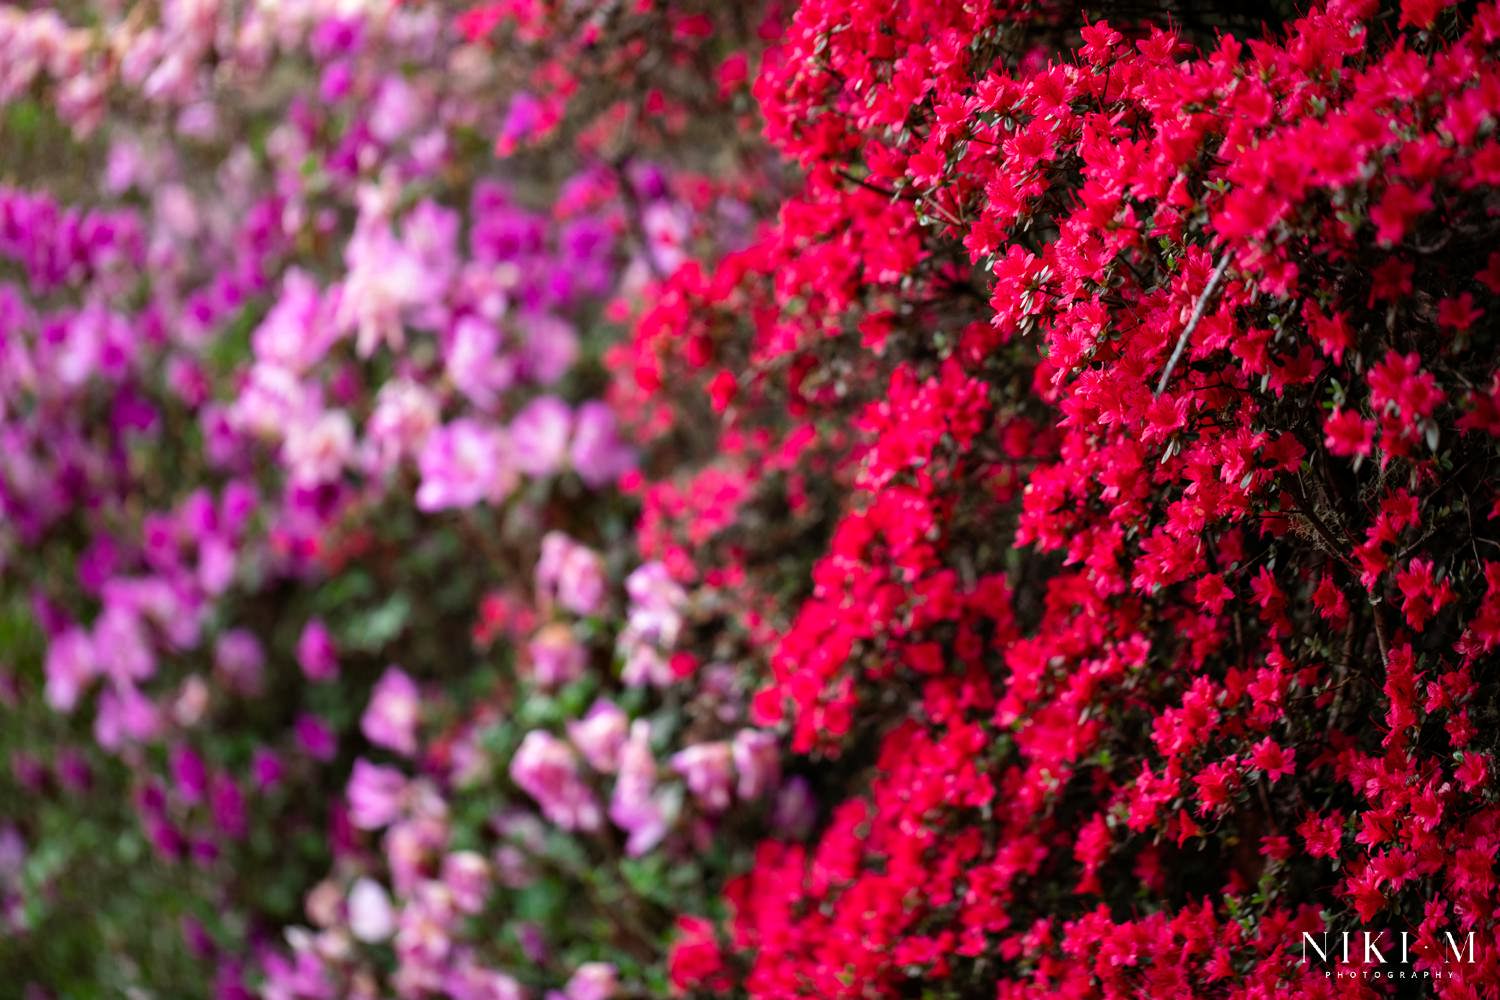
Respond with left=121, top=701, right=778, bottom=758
left=43, top=626, right=96, bottom=712
left=509, top=395, right=573, bottom=477
left=537, top=532, right=606, bottom=616
left=568, top=401, right=635, bottom=487
left=346, top=758, right=406, bottom=830
left=609, top=720, right=668, bottom=854
left=510, top=731, right=601, bottom=832
left=415, top=419, right=516, bottom=511
left=731, top=728, right=780, bottom=801
left=527, top=624, right=588, bottom=689
left=671, top=741, right=734, bottom=813
left=567, top=700, right=629, bottom=773
left=347, top=877, right=396, bottom=943
left=361, top=666, right=420, bottom=757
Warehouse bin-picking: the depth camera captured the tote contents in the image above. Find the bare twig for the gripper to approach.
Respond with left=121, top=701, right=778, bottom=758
left=1371, top=603, right=1391, bottom=667
left=1284, top=473, right=1357, bottom=569
left=1154, top=251, right=1232, bottom=397
left=835, top=167, right=898, bottom=199
left=1328, top=616, right=1356, bottom=726
left=612, top=157, right=666, bottom=281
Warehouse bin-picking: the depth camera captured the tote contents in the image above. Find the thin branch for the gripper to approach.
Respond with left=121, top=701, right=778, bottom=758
left=1283, top=473, right=1357, bottom=570
left=1154, top=251, right=1232, bottom=397
left=1371, top=603, right=1391, bottom=668
left=1328, top=616, right=1357, bottom=727
left=612, top=157, right=666, bottom=281
left=835, top=167, right=899, bottom=200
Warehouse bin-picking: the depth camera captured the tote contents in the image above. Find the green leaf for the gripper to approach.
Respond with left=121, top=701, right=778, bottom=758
left=344, top=593, right=412, bottom=652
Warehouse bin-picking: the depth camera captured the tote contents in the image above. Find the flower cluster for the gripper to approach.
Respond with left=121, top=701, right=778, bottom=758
left=4, top=0, right=1500, bottom=997
left=618, top=0, right=1500, bottom=996
left=0, top=0, right=782, bottom=996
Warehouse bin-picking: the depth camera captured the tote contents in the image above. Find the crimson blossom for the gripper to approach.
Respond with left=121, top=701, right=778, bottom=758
left=616, top=1, right=1500, bottom=997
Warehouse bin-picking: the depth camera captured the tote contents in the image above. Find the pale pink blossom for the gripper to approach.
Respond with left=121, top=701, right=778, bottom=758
left=511, top=731, right=600, bottom=832
left=282, top=409, right=354, bottom=487
left=441, top=851, right=490, bottom=915
left=609, top=720, right=668, bottom=855
left=527, top=624, right=587, bottom=689
left=671, top=741, right=734, bottom=813
left=567, top=700, right=628, bottom=773
left=732, top=728, right=780, bottom=801
left=361, top=666, right=421, bottom=757
left=347, top=878, right=396, bottom=943
left=509, top=395, right=572, bottom=477
left=537, top=532, right=606, bottom=616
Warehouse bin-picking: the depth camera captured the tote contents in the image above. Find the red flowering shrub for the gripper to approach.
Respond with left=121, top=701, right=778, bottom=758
left=620, top=0, right=1500, bottom=996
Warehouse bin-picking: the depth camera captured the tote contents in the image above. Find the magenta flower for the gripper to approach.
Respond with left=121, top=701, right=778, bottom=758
left=295, top=713, right=338, bottom=762
left=145, top=816, right=186, bottom=863
left=251, top=268, right=337, bottom=373
left=55, top=749, right=91, bottom=794
left=210, top=773, right=247, bottom=840
left=498, top=92, right=544, bottom=153
left=622, top=561, right=687, bottom=653
left=346, top=758, right=406, bottom=830
left=92, top=604, right=154, bottom=686
left=445, top=963, right=526, bottom=1000
left=510, top=731, right=601, bottom=832
left=401, top=200, right=461, bottom=316
left=93, top=683, right=159, bottom=750
left=446, top=316, right=515, bottom=409
left=642, top=201, right=688, bottom=275
left=197, top=534, right=237, bottom=597
left=361, top=666, right=420, bottom=757
left=773, top=777, right=816, bottom=839
left=509, top=395, right=573, bottom=477
left=338, top=214, right=452, bottom=358
left=170, top=744, right=209, bottom=805
left=251, top=748, right=284, bottom=791
left=10, top=754, right=45, bottom=793
left=621, top=643, right=672, bottom=688
left=260, top=947, right=338, bottom=1000
left=369, top=75, right=421, bottom=144
left=517, top=312, right=579, bottom=384
left=394, top=878, right=457, bottom=969
left=228, top=361, right=316, bottom=440
left=415, top=419, right=516, bottom=511
left=385, top=815, right=448, bottom=896
left=568, top=401, right=635, bottom=487
left=220, top=479, right=257, bottom=535
left=295, top=619, right=339, bottom=682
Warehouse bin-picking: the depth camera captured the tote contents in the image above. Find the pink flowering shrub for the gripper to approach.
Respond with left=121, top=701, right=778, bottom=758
left=0, top=0, right=782, bottom=996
